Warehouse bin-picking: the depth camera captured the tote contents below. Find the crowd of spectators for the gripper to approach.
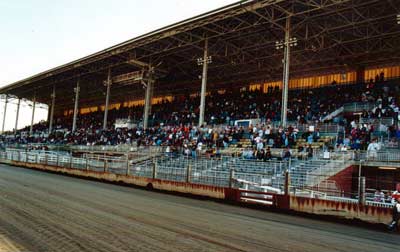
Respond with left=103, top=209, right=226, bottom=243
left=1, top=77, right=399, bottom=153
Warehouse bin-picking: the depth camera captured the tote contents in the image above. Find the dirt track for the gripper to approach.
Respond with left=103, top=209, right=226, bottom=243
left=0, top=164, right=399, bottom=252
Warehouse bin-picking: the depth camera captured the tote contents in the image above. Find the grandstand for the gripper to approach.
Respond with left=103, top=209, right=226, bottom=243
left=1, top=0, right=400, bottom=229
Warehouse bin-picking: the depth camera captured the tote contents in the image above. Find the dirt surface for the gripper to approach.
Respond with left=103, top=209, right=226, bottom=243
left=0, top=164, right=399, bottom=252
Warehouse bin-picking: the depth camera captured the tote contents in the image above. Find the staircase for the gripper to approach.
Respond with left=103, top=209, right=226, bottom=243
left=289, top=157, right=355, bottom=190
left=321, top=106, right=344, bottom=122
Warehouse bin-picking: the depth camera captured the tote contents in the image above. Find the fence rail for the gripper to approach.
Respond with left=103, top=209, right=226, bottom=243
left=0, top=149, right=396, bottom=208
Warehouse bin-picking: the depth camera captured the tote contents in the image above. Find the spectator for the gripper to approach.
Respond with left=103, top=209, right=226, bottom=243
left=282, top=147, right=292, bottom=161
left=389, top=197, right=400, bottom=231
left=374, top=188, right=385, bottom=202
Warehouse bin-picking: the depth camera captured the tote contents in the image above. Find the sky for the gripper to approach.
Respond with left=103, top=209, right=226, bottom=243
left=0, top=0, right=237, bottom=132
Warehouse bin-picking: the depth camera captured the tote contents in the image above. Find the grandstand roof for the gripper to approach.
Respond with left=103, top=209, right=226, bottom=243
left=1, top=0, right=400, bottom=111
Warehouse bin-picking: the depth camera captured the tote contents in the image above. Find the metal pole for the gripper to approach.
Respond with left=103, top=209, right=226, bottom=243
left=143, top=68, right=154, bottom=130
left=14, top=98, right=21, bottom=136
left=358, top=160, right=362, bottom=201
left=1, top=95, right=8, bottom=133
left=229, top=169, right=235, bottom=188
left=30, top=95, right=36, bottom=136
left=284, top=170, right=290, bottom=195
left=281, top=17, right=291, bottom=128
left=359, top=177, right=366, bottom=205
left=103, top=68, right=112, bottom=130
left=186, top=164, right=192, bottom=183
left=199, top=39, right=209, bottom=127
left=72, top=80, right=80, bottom=132
left=49, top=86, right=56, bottom=133
left=126, top=155, right=130, bottom=175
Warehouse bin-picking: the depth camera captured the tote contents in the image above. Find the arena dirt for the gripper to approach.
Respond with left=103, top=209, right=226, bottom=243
left=0, top=164, right=398, bottom=252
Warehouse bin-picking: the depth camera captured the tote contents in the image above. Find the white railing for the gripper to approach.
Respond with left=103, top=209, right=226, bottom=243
left=0, top=148, right=396, bottom=209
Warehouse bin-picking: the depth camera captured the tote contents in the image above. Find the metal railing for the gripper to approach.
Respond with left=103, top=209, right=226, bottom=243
left=0, top=149, right=396, bottom=208
left=343, top=102, right=375, bottom=113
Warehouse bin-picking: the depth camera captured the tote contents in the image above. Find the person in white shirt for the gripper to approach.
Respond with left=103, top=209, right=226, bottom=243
left=367, top=139, right=380, bottom=160
left=255, top=136, right=263, bottom=151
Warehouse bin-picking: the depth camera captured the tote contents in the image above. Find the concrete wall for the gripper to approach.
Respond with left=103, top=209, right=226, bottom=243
left=10, top=161, right=226, bottom=200
left=290, top=196, right=392, bottom=224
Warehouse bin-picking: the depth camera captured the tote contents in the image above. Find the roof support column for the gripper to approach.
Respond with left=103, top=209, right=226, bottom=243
left=143, top=69, right=154, bottom=130
left=2, top=95, right=8, bottom=134
left=281, top=17, right=291, bottom=128
left=30, top=95, right=36, bottom=136
left=199, top=38, right=210, bottom=127
left=103, top=68, right=112, bottom=131
left=49, top=85, right=56, bottom=133
left=72, top=80, right=80, bottom=132
left=14, top=98, right=21, bottom=136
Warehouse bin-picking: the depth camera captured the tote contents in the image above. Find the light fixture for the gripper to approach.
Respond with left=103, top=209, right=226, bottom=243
left=197, top=56, right=212, bottom=66
left=397, top=14, right=400, bottom=25
left=275, top=37, right=298, bottom=50
left=275, top=40, right=284, bottom=50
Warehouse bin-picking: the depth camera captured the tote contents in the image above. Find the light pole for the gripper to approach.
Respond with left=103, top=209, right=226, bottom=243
left=103, top=68, right=112, bottom=130
left=143, top=67, right=154, bottom=130
left=1, top=95, right=8, bottom=134
left=275, top=17, right=297, bottom=128
left=72, top=80, right=80, bottom=132
left=358, top=159, right=365, bottom=204
left=197, top=39, right=212, bottom=127
left=49, top=86, right=56, bottom=133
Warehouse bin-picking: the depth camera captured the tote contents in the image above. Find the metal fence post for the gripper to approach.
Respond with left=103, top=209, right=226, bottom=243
left=56, top=153, right=59, bottom=167
left=152, top=161, right=157, bottom=179
left=126, top=155, right=130, bottom=176
left=358, top=176, right=366, bottom=205
left=85, top=155, right=89, bottom=171
left=229, top=169, right=235, bottom=188
left=35, top=152, right=38, bottom=164
left=284, top=170, right=290, bottom=196
left=104, top=159, right=107, bottom=173
left=186, top=164, right=192, bottom=183
left=69, top=155, right=73, bottom=168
